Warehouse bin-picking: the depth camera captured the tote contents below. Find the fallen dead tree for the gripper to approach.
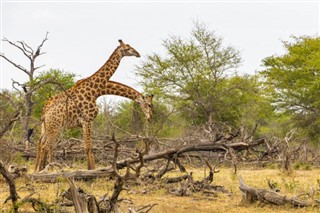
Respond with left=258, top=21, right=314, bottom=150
left=32, top=138, right=265, bottom=183
left=239, top=176, right=320, bottom=207
left=166, top=159, right=229, bottom=197
left=57, top=136, right=226, bottom=212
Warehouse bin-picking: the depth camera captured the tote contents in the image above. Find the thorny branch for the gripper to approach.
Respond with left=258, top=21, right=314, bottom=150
left=0, top=53, right=29, bottom=75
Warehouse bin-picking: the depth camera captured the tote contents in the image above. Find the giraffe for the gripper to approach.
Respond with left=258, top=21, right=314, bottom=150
left=35, top=81, right=153, bottom=172
left=34, top=40, right=148, bottom=172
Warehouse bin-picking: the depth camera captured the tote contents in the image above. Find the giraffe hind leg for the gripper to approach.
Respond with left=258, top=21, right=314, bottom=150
left=39, top=146, right=49, bottom=171
left=82, top=121, right=95, bottom=170
left=34, top=133, right=58, bottom=173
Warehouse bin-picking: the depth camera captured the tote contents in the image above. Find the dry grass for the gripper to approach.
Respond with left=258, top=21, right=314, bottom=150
left=1, top=166, right=320, bottom=212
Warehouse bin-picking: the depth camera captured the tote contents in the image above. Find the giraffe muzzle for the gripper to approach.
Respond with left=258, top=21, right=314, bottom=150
left=135, top=52, right=141, bottom=58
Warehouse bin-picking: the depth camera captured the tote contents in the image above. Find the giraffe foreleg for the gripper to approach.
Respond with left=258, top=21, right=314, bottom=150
left=82, top=121, right=95, bottom=170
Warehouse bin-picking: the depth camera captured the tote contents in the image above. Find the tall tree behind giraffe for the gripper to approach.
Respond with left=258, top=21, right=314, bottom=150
left=34, top=40, right=148, bottom=172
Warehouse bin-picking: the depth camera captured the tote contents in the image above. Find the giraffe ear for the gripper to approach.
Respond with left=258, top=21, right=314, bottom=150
left=118, top=39, right=125, bottom=46
left=147, top=94, right=154, bottom=102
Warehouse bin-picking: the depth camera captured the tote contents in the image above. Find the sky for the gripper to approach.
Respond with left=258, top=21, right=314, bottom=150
left=0, top=0, right=319, bottom=102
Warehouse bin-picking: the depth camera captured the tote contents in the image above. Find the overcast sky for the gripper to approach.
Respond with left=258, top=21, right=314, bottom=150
left=0, top=1, right=319, bottom=102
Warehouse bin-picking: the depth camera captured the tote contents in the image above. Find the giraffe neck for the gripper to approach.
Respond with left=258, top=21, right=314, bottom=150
left=93, top=47, right=122, bottom=82
left=69, top=47, right=125, bottom=99
left=101, top=81, right=143, bottom=102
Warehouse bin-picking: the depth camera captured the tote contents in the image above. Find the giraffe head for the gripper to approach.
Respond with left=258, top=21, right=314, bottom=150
left=137, top=94, right=153, bottom=122
left=118, top=39, right=141, bottom=58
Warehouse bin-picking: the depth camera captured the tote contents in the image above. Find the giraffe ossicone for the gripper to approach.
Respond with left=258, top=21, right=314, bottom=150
left=34, top=40, right=151, bottom=173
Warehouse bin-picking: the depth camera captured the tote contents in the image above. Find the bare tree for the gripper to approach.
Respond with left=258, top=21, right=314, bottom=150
left=0, top=33, right=50, bottom=141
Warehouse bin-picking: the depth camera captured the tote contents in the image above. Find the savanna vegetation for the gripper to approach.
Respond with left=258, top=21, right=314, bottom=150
left=1, top=22, right=320, bottom=212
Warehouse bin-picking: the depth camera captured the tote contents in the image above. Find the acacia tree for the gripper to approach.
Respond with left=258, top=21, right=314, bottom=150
left=137, top=23, right=268, bottom=128
left=261, top=36, right=320, bottom=141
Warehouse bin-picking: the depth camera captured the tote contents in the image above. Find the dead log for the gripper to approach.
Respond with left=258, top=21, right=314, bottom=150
left=31, top=167, right=114, bottom=183
left=32, top=139, right=265, bottom=183
left=65, top=178, right=99, bottom=213
left=113, top=139, right=264, bottom=170
left=239, top=176, right=318, bottom=207
left=163, top=174, right=192, bottom=184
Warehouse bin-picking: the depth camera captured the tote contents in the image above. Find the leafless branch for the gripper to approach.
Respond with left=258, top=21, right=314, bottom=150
left=112, top=134, right=130, bottom=179
left=3, top=38, right=32, bottom=60
left=284, top=128, right=297, bottom=147
left=0, top=53, right=29, bottom=76
left=10, top=80, right=24, bottom=95
left=245, top=123, right=259, bottom=140
left=34, top=64, right=46, bottom=71
left=16, top=41, right=33, bottom=55
left=34, top=32, right=49, bottom=59
left=227, top=146, right=237, bottom=174
left=39, top=32, right=49, bottom=48
left=17, top=41, right=33, bottom=56
left=1, top=33, right=48, bottom=76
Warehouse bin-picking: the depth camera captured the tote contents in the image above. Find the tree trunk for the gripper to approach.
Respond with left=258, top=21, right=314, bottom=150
left=23, top=91, right=33, bottom=140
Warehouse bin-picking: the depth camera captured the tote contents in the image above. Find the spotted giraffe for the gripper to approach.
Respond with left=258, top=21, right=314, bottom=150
left=34, top=40, right=150, bottom=172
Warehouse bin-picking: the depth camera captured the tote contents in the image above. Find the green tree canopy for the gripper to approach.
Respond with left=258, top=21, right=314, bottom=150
left=32, top=69, right=76, bottom=117
left=112, top=99, right=186, bottom=138
left=137, top=22, right=241, bottom=125
left=136, top=22, right=271, bottom=129
left=261, top=36, right=320, bottom=141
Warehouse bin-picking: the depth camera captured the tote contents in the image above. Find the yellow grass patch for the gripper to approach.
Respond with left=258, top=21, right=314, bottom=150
left=1, top=167, right=320, bottom=212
